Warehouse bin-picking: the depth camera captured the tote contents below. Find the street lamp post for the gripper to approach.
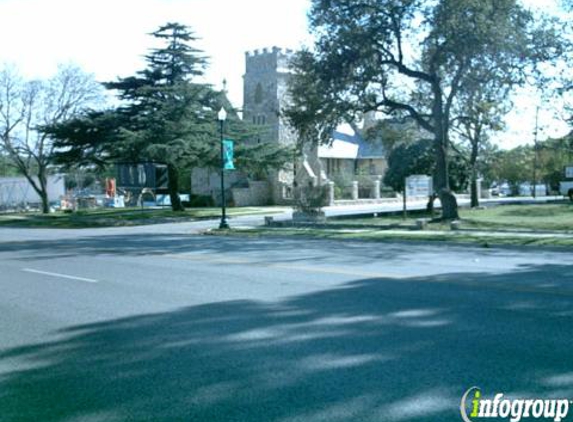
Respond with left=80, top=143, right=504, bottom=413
left=218, top=107, right=229, bottom=229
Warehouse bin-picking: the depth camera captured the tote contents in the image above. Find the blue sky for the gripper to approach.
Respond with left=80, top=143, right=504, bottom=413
left=0, top=0, right=569, bottom=148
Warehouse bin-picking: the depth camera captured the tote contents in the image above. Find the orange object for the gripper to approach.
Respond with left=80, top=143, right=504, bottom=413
left=105, top=178, right=116, bottom=197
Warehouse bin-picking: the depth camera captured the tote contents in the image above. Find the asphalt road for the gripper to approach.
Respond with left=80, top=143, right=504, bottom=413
left=1, top=225, right=573, bottom=422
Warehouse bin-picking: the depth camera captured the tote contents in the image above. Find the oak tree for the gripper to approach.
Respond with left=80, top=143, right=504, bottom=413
left=288, top=0, right=564, bottom=219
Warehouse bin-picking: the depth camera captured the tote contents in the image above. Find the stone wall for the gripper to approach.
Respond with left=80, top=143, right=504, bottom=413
left=191, top=167, right=245, bottom=196
left=191, top=167, right=249, bottom=206
left=232, top=181, right=271, bottom=206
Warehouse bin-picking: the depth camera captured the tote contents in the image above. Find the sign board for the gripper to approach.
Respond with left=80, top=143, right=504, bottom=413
left=565, top=166, right=573, bottom=179
left=406, top=175, right=433, bottom=198
left=116, top=162, right=168, bottom=189
left=223, top=139, right=235, bottom=170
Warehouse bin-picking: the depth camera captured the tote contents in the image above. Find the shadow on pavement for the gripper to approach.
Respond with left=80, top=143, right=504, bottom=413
left=0, top=231, right=564, bottom=268
left=1, top=263, right=573, bottom=422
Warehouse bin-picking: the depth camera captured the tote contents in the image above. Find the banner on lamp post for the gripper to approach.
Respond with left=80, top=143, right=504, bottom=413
left=223, top=139, right=235, bottom=170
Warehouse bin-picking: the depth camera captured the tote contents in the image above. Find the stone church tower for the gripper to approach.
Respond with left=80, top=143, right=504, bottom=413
left=243, top=47, right=297, bottom=204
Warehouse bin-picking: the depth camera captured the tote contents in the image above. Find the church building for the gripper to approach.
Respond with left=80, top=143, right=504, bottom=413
left=191, top=47, right=387, bottom=206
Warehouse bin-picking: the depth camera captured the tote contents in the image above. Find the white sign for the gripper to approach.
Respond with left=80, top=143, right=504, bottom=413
left=565, top=166, right=573, bottom=179
left=406, top=175, right=433, bottom=197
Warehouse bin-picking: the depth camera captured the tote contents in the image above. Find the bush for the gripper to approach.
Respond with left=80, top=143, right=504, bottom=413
left=184, top=194, right=215, bottom=208
left=330, top=174, right=354, bottom=199
left=293, top=185, right=329, bottom=214
left=333, top=185, right=344, bottom=200
left=380, top=186, right=397, bottom=198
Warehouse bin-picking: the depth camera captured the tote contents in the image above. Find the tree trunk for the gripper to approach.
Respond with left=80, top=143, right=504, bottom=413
left=434, top=134, right=459, bottom=220
left=167, top=163, right=184, bottom=212
left=40, top=191, right=50, bottom=214
left=469, top=138, right=479, bottom=208
left=438, top=189, right=459, bottom=220
left=19, top=167, right=50, bottom=214
left=470, top=177, right=479, bottom=208
left=431, top=84, right=459, bottom=220
left=426, top=193, right=437, bottom=216
left=38, top=171, right=50, bottom=214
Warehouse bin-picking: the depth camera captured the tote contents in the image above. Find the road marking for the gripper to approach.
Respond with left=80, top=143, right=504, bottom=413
left=22, top=268, right=98, bottom=283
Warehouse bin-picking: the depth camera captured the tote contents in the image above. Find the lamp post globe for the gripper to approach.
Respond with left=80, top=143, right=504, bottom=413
left=218, top=107, right=227, bottom=122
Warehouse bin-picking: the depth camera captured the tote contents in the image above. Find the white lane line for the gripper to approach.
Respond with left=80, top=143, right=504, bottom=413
left=22, top=268, right=98, bottom=283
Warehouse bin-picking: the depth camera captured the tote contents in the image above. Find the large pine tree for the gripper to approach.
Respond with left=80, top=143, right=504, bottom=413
left=105, top=22, right=215, bottom=211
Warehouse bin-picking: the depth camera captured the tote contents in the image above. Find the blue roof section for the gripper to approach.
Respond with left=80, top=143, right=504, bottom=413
left=331, top=126, right=385, bottom=159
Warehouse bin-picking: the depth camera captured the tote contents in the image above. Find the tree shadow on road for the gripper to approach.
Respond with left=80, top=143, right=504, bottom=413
left=0, top=232, right=560, bottom=270
left=1, top=263, right=573, bottom=422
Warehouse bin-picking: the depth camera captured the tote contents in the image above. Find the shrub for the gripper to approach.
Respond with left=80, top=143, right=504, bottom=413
left=293, top=185, right=329, bottom=214
left=184, top=194, right=215, bottom=208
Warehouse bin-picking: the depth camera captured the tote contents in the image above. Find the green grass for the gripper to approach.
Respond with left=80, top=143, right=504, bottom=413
left=210, top=226, right=573, bottom=248
left=327, top=202, right=573, bottom=232
left=459, top=203, right=573, bottom=231
left=210, top=202, right=573, bottom=248
left=0, top=206, right=287, bottom=229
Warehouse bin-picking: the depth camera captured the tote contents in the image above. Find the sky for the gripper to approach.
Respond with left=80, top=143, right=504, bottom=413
left=0, top=0, right=569, bottom=149
left=0, top=0, right=312, bottom=106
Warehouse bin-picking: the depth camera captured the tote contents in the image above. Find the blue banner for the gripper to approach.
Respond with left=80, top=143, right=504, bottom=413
left=223, top=139, right=235, bottom=170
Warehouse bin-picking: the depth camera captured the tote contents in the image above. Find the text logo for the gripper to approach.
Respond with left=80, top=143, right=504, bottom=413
left=461, top=387, right=570, bottom=422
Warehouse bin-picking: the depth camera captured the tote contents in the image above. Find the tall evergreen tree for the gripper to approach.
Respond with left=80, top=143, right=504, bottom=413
left=104, top=22, right=214, bottom=211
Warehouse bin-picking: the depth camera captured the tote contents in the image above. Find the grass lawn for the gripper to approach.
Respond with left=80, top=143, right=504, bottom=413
left=459, top=202, right=573, bottom=231
left=211, top=201, right=573, bottom=248
left=0, top=206, right=287, bottom=229
left=327, top=201, right=573, bottom=232
left=212, top=226, right=573, bottom=248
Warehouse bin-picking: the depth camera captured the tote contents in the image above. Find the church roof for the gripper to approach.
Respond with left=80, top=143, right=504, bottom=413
left=318, top=123, right=385, bottom=160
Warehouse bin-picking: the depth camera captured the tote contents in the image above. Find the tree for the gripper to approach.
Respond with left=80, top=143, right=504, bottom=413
left=0, top=153, right=20, bottom=176
left=450, top=68, right=510, bottom=207
left=535, top=135, right=573, bottom=191
left=383, top=139, right=435, bottom=193
left=383, top=137, right=469, bottom=194
left=47, top=24, right=293, bottom=210
left=0, top=64, right=102, bottom=213
left=487, top=134, right=573, bottom=196
left=48, top=104, right=293, bottom=185
left=47, top=109, right=126, bottom=171
left=102, top=22, right=215, bottom=211
left=288, top=0, right=563, bottom=219
left=489, top=146, right=534, bottom=194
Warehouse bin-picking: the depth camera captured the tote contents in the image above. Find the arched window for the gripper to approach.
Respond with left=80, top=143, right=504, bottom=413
left=254, top=83, right=263, bottom=104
